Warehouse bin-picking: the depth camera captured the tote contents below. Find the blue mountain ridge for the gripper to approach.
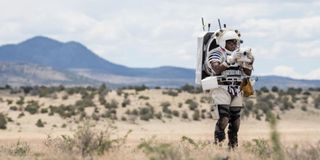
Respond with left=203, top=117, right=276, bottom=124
left=0, top=36, right=194, bottom=79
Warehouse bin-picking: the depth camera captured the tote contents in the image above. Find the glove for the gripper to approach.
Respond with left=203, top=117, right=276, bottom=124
left=235, top=48, right=254, bottom=63
left=242, top=62, right=253, bottom=70
left=236, top=48, right=254, bottom=70
left=246, top=49, right=254, bottom=64
left=226, top=55, right=236, bottom=64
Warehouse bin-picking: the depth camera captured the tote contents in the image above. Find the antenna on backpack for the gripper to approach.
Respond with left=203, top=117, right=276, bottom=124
left=218, top=19, right=222, bottom=30
left=201, top=17, right=205, bottom=31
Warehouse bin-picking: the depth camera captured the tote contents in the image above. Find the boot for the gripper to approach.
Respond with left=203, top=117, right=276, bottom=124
left=228, top=130, right=238, bottom=149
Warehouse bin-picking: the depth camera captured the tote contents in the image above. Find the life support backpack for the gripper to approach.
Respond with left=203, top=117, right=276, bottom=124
left=195, top=30, right=220, bottom=85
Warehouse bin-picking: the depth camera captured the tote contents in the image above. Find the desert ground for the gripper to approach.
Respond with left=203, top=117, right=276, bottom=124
left=0, top=86, right=319, bottom=159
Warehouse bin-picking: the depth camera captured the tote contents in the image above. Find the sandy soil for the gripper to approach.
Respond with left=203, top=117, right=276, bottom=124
left=0, top=89, right=319, bottom=147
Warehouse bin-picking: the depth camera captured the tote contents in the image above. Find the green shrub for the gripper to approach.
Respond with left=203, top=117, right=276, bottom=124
left=271, top=86, right=279, bottom=92
left=122, top=98, right=131, bottom=107
left=301, top=106, right=308, bottom=111
left=172, top=110, right=180, bottom=117
left=25, top=104, right=40, bottom=114
left=45, top=121, right=131, bottom=158
left=18, top=112, right=25, bottom=118
left=160, top=101, right=171, bottom=108
left=16, top=96, right=24, bottom=106
left=260, top=87, right=269, bottom=93
left=139, top=106, right=154, bottom=121
left=192, top=110, right=200, bottom=121
left=138, top=95, right=150, bottom=100
left=0, top=113, right=7, bottom=129
left=40, top=108, right=48, bottom=114
left=155, top=112, right=162, bottom=120
left=162, top=90, right=178, bottom=97
left=121, top=116, right=127, bottom=121
left=10, top=106, right=18, bottom=111
left=138, top=138, right=182, bottom=160
left=182, top=111, right=188, bottom=119
left=105, top=99, right=118, bottom=109
left=243, top=139, right=272, bottom=159
left=314, top=95, right=320, bottom=109
left=99, top=95, right=107, bottom=105
left=36, top=119, right=45, bottom=127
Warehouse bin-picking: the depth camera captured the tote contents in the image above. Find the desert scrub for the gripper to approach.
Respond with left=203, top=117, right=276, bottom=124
left=139, top=106, right=154, bottom=121
left=0, top=140, right=30, bottom=157
left=162, top=89, right=179, bottom=97
left=138, top=137, right=183, bottom=160
left=44, top=121, right=131, bottom=159
left=25, top=100, right=41, bottom=114
left=0, top=113, right=7, bottom=129
left=36, top=119, right=45, bottom=127
left=138, top=95, right=150, bottom=100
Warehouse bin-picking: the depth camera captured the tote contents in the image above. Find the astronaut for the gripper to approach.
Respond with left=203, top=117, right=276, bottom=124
left=204, top=29, right=254, bottom=148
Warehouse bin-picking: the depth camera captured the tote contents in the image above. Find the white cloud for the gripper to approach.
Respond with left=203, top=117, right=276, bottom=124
left=270, top=65, right=320, bottom=80
left=297, top=41, right=320, bottom=58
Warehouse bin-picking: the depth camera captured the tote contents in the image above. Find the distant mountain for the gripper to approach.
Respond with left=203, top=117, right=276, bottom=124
left=0, top=36, right=194, bottom=87
left=254, top=75, right=320, bottom=89
left=0, top=36, right=194, bottom=79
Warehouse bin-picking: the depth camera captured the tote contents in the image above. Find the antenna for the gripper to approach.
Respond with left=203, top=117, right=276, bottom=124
left=218, top=19, right=222, bottom=29
left=201, top=17, right=205, bottom=31
left=208, top=23, right=211, bottom=31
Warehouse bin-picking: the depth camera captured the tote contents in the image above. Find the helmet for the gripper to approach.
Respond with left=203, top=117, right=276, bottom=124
left=217, top=30, right=240, bottom=54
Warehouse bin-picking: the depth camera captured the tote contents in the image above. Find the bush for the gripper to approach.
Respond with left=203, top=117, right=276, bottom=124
left=185, top=99, right=198, bottom=111
left=36, top=119, right=45, bottom=127
left=162, top=90, right=178, bottom=97
left=314, top=95, right=320, bottom=109
left=18, top=112, right=25, bottom=118
left=182, top=111, right=188, bottom=119
left=121, top=116, right=127, bottom=121
left=260, top=87, right=269, bottom=93
left=2, top=140, right=30, bottom=156
left=122, top=98, right=131, bottom=107
left=192, top=110, right=200, bottom=121
left=271, top=86, right=279, bottom=92
left=44, top=121, right=131, bottom=158
left=155, top=112, right=162, bottom=120
left=139, top=106, right=154, bottom=121
left=105, top=99, right=118, bottom=109
left=16, top=96, right=24, bottom=106
left=99, top=95, right=107, bottom=105
left=172, top=110, right=180, bottom=117
left=138, top=95, right=149, bottom=100
left=25, top=104, right=40, bottom=114
left=40, top=108, right=48, bottom=114
left=0, top=113, right=7, bottom=129
left=287, top=87, right=302, bottom=96
left=180, top=84, right=202, bottom=93
left=138, top=138, right=182, bottom=160
left=76, top=97, right=96, bottom=109
left=160, top=101, right=171, bottom=108
left=10, top=106, right=18, bottom=111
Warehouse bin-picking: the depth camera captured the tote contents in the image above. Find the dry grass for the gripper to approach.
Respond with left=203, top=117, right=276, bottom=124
left=0, top=87, right=320, bottom=159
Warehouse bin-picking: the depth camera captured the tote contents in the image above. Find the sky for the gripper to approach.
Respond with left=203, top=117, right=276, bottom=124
left=0, top=0, right=320, bottom=80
